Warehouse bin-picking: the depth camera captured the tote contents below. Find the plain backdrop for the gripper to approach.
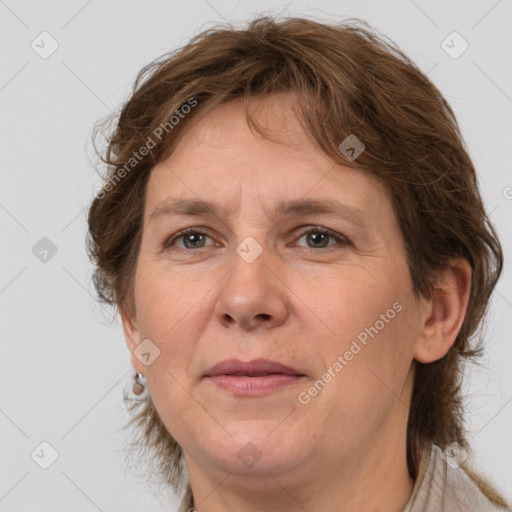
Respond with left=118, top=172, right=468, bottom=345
left=1, top=0, right=511, bottom=510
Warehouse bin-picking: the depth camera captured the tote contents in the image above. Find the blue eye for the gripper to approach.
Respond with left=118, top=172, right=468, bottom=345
left=163, top=226, right=349, bottom=252
left=295, top=226, right=349, bottom=249
left=164, top=228, right=213, bottom=250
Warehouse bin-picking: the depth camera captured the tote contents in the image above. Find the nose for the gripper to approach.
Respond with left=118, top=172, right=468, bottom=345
left=214, top=244, right=290, bottom=332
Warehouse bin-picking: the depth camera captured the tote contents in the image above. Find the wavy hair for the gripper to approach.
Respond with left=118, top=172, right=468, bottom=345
left=86, top=15, right=507, bottom=507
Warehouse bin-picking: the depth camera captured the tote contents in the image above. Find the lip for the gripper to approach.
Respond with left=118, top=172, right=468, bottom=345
left=203, top=358, right=306, bottom=396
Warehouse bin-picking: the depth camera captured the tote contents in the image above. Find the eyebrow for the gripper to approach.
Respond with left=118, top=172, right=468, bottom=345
left=148, top=197, right=371, bottom=228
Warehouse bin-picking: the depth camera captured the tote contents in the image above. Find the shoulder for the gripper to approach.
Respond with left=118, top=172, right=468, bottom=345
left=403, top=443, right=511, bottom=512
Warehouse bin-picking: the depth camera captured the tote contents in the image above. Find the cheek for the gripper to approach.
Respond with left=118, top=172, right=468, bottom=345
left=318, top=272, right=403, bottom=347
left=310, top=302, right=415, bottom=443
left=310, top=266, right=415, bottom=395
left=135, top=260, right=202, bottom=335
left=135, top=273, right=205, bottom=429
left=132, top=270, right=202, bottom=391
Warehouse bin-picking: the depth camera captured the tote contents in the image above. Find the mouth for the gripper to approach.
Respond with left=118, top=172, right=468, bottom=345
left=203, top=358, right=306, bottom=396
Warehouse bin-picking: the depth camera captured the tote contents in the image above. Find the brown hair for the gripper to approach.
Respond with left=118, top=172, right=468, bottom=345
left=86, top=15, right=508, bottom=506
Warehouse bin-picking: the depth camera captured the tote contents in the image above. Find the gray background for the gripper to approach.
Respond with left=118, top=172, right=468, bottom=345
left=1, top=0, right=511, bottom=510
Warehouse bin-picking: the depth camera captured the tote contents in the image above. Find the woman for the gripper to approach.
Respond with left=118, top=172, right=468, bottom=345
left=87, top=16, right=511, bottom=511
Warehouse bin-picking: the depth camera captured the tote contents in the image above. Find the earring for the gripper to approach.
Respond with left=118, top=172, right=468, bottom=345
left=132, top=372, right=146, bottom=395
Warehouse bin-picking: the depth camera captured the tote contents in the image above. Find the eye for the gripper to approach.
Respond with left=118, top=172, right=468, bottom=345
left=294, top=226, right=349, bottom=250
left=163, top=226, right=350, bottom=252
left=164, top=228, right=214, bottom=251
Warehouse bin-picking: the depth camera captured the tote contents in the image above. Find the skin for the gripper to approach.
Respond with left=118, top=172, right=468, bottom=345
left=121, top=94, right=471, bottom=512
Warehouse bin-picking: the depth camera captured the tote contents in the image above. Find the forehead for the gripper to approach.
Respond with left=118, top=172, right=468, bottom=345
left=144, top=95, right=393, bottom=226
left=178, top=94, right=312, bottom=151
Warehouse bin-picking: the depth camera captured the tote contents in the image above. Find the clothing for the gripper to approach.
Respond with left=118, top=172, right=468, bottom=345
left=177, top=443, right=510, bottom=511
left=402, top=443, right=510, bottom=511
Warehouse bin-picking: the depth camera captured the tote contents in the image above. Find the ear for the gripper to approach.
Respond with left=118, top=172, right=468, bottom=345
left=119, top=299, right=145, bottom=375
left=413, top=259, right=472, bottom=363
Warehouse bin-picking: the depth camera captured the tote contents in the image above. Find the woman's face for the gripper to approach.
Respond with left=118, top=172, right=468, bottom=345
left=123, top=95, right=427, bottom=487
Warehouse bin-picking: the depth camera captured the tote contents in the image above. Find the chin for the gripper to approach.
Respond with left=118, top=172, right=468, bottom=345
left=198, top=420, right=312, bottom=475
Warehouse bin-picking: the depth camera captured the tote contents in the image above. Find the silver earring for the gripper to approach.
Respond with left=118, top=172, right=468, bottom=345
left=132, top=372, right=146, bottom=395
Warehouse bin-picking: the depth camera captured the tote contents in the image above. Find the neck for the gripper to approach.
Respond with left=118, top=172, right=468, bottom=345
left=185, top=405, right=414, bottom=512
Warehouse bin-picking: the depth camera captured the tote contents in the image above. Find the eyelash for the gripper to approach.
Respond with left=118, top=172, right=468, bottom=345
left=163, top=226, right=350, bottom=252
